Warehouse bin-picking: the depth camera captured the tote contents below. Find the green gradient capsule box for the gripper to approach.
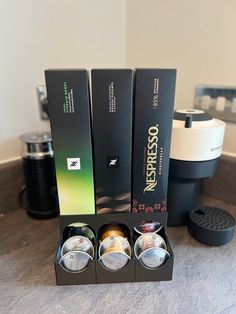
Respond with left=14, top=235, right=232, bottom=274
left=45, top=69, right=95, bottom=215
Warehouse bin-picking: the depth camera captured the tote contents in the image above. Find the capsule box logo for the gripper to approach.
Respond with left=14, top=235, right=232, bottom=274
left=107, top=156, right=119, bottom=168
left=67, top=158, right=81, bottom=170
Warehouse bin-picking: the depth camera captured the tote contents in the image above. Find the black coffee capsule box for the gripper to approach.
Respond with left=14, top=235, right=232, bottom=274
left=91, top=69, right=133, bottom=214
left=132, top=69, right=176, bottom=213
left=54, top=212, right=174, bottom=285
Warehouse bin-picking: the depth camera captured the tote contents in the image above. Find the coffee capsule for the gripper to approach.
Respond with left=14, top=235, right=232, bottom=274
left=99, top=235, right=131, bottom=257
left=68, top=223, right=96, bottom=245
left=134, top=233, right=170, bottom=269
left=59, top=250, right=93, bottom=272
left=138, top=247, right=170, bottom=269
left=61, top=235, right=94, bottom=259
left=99, top=251, right=131, bottom=272
left=99, top=235, right=131, bottom=271
left=134, top=220, right=162, bottom=235
left=100, top=224, right=127, bottom=242
left=134, top=233, right=167, bottom=258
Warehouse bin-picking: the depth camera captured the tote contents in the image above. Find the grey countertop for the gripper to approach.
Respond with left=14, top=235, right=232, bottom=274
left=1, top=195, right=236, bottom=314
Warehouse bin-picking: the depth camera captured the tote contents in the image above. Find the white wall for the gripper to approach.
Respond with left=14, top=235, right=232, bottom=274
left=0, top=0, right=126, bottom=162
left=126, top=0, right=236, bottom=156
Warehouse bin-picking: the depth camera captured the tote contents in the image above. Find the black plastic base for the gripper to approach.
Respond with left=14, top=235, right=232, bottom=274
left=55, top=212, right=174, bottom=285
left=188, top=206, right=235, bottom=246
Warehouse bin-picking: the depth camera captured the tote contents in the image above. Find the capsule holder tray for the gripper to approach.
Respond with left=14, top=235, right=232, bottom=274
left=54, top=212, right=174, bottom=285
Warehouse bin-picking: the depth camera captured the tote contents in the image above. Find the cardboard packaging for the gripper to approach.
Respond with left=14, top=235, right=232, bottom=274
left=91, top=69, right=133, bottom=214
left=45, top=69, right=95, bottom=215
left=132, top=69, right=176, bottom=213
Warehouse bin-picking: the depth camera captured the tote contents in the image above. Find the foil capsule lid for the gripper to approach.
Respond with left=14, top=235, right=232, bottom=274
left=61, top=235, right=94, bottom=258
left=99, top=235, right=131, bottom=258
left=60, top=250, right=92, bottom=273
left=134, top=233, right=167, bottom=258
left=138, top=247, right=170, bottom=270
left=99, top=251, right=131, bottom=271
left=99, top=235, right=132, bottom=271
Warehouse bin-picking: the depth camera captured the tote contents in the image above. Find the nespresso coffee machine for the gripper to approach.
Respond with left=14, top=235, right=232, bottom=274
left=167, top=109, right=225, bottom=226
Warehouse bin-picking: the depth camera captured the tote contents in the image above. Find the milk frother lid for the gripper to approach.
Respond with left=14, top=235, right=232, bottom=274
left=188, top=206, right=235, bottom=246
left=20, top=131, right=53, bottom=159
left=20, top=131, right=52, bottom=143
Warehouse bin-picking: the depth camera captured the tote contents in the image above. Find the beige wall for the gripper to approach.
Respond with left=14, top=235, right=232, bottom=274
left=0, top=0, right=126, bottom=162
left=1, top=0, right=235, bottom=162
left=126, top=0, right=236, bottom=156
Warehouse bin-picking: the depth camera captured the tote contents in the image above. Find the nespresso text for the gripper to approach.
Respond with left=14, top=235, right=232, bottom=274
left=143, top=125, right=159, bottom=193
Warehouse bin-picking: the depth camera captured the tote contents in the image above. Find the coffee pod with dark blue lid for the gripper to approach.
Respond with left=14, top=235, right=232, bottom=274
left=188, top=206, right=235, bottom=246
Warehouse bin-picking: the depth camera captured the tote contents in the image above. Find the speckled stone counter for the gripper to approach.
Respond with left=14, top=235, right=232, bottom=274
left=1, top=195, right=236, bottom=314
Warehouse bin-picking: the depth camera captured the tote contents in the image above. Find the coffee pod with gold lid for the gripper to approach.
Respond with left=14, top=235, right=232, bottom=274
left=99, top=224, right=128, bottom=242
left=99, top=235, right=131, bottom=271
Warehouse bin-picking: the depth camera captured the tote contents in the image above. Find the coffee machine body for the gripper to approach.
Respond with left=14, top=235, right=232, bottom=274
left=167, top=110, right=225, bottom=226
